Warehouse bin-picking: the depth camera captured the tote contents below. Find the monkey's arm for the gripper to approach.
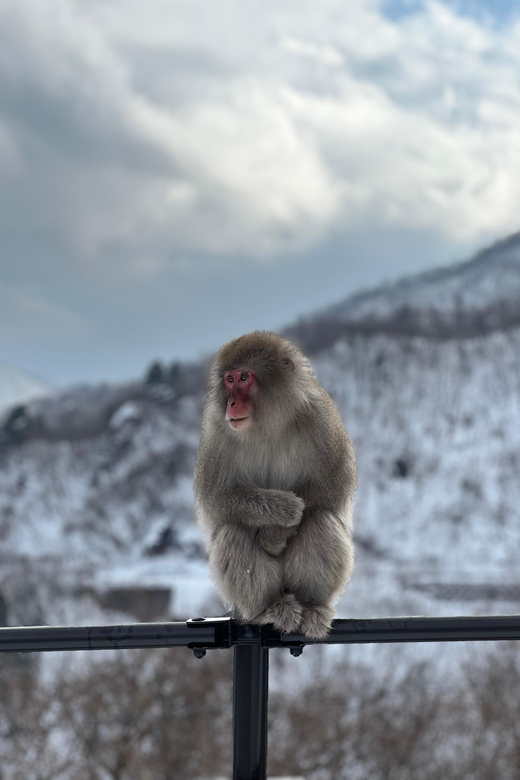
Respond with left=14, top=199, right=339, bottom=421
left=196, top=466, right=305, bottom=529
left=222, top=485, right=305, bottom=528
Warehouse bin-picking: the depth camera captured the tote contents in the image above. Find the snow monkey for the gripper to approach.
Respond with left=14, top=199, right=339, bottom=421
left=194, top=331, right=357, bottom=640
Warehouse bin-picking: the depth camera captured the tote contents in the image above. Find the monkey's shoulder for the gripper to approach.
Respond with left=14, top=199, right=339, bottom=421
left=295, top=388, right=350, bottom=447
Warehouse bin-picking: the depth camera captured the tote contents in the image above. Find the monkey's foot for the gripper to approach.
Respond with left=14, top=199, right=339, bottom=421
left=254, top=593, right=303, bottom=634
left=257, top=525, right=296, bottom=556
left=301, top=605, right=334, bottom=640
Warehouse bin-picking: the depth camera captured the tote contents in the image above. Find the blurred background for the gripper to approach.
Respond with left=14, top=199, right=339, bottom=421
left=2, top=0, right=520, bottom=777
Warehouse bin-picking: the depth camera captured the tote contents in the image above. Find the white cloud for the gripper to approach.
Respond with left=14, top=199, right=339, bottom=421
left=1, top=0, right=520, bottom=275
left=281, top=38, right=344, bottom=66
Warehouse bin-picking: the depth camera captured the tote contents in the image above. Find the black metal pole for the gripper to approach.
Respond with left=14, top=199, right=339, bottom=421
left=263, top=615, right=520, bottom=647
left=2, top=615, right=520, bottom=654
left=0, top=617, right=231, bottom=653
left=232, top=626, right=269, bottom=780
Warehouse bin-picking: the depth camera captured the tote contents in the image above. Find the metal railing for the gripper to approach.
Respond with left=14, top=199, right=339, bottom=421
left=2, top=614, right=520, bottom=780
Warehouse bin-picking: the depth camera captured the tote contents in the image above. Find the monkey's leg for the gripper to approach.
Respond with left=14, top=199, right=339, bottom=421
left=283, top=510, right=354, bottom=640
left=209, top=523, right=285, bottom=623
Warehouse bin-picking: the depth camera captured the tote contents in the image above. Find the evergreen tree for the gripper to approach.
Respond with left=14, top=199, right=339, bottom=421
left=145, top=361, right=164, bottom=385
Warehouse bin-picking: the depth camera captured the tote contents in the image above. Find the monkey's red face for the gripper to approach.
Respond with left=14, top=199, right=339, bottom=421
left=224, top=369, right=257, bottom=430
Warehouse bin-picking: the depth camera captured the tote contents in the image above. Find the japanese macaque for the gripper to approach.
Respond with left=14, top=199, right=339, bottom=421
left=194, top=331, right=357, bottom=640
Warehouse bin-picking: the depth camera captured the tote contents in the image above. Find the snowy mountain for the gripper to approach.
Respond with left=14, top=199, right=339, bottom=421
left=332, top=231, right=520, bottom=325
left=0, top=362, right=52, bottom=415
left=286, top=231, right=520, bottom=352
left=1, top=234, right=520, bottom=642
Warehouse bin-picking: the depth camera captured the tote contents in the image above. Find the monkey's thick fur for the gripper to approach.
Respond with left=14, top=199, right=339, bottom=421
left=195, top=331, right=357, bottom=639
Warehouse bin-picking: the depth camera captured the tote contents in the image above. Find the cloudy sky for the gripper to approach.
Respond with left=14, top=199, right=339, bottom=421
left=1, top=0, right=520, bottom=386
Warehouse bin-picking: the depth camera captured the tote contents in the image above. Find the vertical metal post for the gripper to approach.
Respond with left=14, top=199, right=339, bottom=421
left=232, top=626, right=269, bottom=780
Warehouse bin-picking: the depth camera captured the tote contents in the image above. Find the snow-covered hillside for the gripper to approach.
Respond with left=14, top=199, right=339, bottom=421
left=0, top=362, right=52, bottom=415
left=286, top=232, right=520, bottom=353
left=1, top=234, right=520, bottom=643
left=332, top=231, right=520, bottom=325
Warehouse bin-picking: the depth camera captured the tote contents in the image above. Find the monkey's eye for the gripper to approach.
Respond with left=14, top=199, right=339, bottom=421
left=227, top=375, right=234, bottom=383
left=240, top=372, right=249, bottom=382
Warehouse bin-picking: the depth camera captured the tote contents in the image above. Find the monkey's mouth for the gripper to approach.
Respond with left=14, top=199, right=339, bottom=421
left=228, top=416, right=250, bottom=430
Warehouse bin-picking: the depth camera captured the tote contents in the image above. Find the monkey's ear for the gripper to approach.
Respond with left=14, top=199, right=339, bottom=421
left=282, top=357, right=295, bottom=371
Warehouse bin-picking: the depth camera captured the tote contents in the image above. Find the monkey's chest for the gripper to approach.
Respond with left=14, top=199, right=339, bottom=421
left=249, top=449, right=304, bottom=491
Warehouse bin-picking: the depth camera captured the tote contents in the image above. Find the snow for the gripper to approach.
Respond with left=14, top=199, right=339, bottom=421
left=109, top=401, right=143, bottom=429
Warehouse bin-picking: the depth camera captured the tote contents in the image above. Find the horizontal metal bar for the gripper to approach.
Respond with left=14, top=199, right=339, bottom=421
left=1, top=615, right=520, bottom=654
left=263, top=615, right=520, bottom=647
left=0, top=618, right=232, bottom=653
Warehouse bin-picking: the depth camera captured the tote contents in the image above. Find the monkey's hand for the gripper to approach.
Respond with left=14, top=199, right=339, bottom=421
left=257, top=525, right=298, bottom=556
left=265, top=490, right=304, bottom=527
